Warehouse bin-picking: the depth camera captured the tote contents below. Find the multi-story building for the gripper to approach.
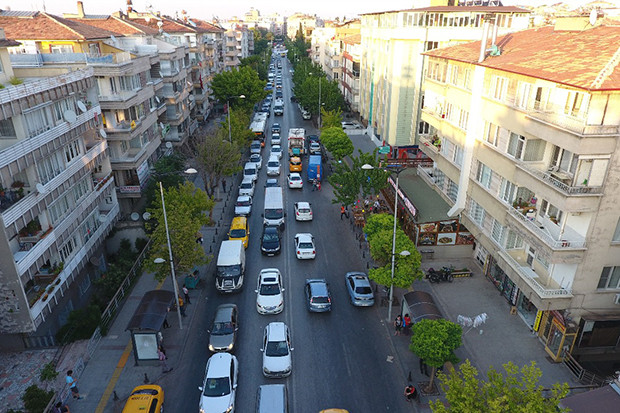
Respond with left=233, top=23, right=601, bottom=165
left=359, top=1, right=530, bottom=146
left=418, top=16, right=620, bottom=365
left=223, top=26, right=252, bottom=70
left=311, top=20, right=360, bottom=83
left=287, top=13, right=319, bottom=40
left=341, top=34, right=361, bottom=114
left=0, top=30, right=119, bottom=349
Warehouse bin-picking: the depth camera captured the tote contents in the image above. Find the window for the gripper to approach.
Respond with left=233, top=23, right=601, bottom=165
left=484, top=122, right=499, bottom=146
left=447, top=179, right=458, bottom=202
left=516, top=82, right=531, bottom=109
left=49, top=194, right=71, bottom=224
left=65, top=140, right=82, bottom=164
left=491, top=219, right=505, bottom=245
left=505, top=230, right=524, bottom=249
left=500, top=178, right=516, bottom=204
left=81, top=213, right=100, bottom=243
left=59, top=235, right=78, bottom=262
left=418, top=121, right=430, bottom=135
left=73, top=177, right=90, bottom=203
left=476, top=162, right=492, bottom=189
left=507, top=132, right=525, bottom=160
left=0, top=118, right=16, bottom=138
left=469, top=200, right=486, bottom=226
left=463, top=68, right=472, bottom=90
left=491, top=76, right=508, bottom=100
left=25, top=106, right=53, bottom=138
left=597, top=267, right=620, bottom=290
left=564, top=91, right=584, bottom=117
left=53, top=96, right=77, bottom=123
left=79, top=274, right=91, bottom=294
left=613, top=219, right=620, bottom=243
left=37, top=152, right=65, bottom=185
left=50, top=44, right=73, bottom=53
left=453, top=145, right=464, bottom=167
left=551, top=146, right=578, bottom=174
left=449, top=65, right=459, bottom=85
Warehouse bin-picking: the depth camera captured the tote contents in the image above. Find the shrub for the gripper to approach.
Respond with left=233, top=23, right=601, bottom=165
left=55, top=304, right=101, bottom=344
left=22, top=385, right=53, bottom=413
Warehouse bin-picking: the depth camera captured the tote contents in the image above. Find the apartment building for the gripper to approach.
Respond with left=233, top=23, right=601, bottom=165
left=223, top=26, right=252, bottom=70
left=287, top=13, right=319, bottom=40
left=359, top=1, right=530, bottom=146
left=311, top=20, right=360, bottom=83
left=418, top=17, right=620, bottom=365
left=0, top=32, right=119, bottom=349
left=341, top=34, right=361, bottom=114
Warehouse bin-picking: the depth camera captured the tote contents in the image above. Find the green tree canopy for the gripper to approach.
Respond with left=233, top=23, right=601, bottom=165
left=320, top=108, right=343, bottom=130
left=144, top=153, right=186, bottom=207
left=410, top=319, right=463, bottom=392
left=320, top=126, right=354, bottom=160
left=365, top=213, right=422, bottom=288
left=144, top=182, right=213, bottom=282
left=215, top=107, right=255, bottom=148
left=295, top=76, right=345, bottom=116
left=430, top=360, right=570, bottom=413
left=328, top=149, right=389, bottom=206
left=196, top=136, right=242, bottom=198
left=210, top=66, right=267, bottom=110
left=240, top=55, right=268, bottom=81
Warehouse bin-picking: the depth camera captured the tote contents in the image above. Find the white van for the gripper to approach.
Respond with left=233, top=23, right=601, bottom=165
left=263, top=187, right=285, bottom=228
left=256, top=384, right=288, bottom=413
left=216, top=240, right=246, bottom=293
left=244, top=162, right=258, bottom=182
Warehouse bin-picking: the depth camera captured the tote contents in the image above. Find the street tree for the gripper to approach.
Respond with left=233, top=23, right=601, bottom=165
left=144, top=182, right=213, bottom=282
left=320, top=126, right=354, bottom=160
left=144, top=153, right=186, bottom=207
left=364, top=213, right=422, bottom=288
left=195, top=136, right=242, bottom=198
left=410, top=319, right=463, bottom=393
left=320, top=108, right=343, bottom=130
left=215, top=107, right=255, bottom=148
left=296, top=76, right=345, bottom=116
left=240, top=55, right=268, bottom=81
left=430, top=359, right=570, bottom=413
left=328, top=149, right=389, bottom=205
left=210, top=66, right=267, bottom=110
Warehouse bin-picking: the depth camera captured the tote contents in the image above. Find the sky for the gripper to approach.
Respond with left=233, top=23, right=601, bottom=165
left=0, top=0, right=600, bottom=21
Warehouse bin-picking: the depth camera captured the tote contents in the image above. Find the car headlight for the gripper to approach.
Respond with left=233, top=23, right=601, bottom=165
left=263, top=366, right=270, bottom=374
left=225, top=404, right=234, bottom=413
left=208, top=344, right=215, bottom=352
left=226, top=342, right=234, bottom=350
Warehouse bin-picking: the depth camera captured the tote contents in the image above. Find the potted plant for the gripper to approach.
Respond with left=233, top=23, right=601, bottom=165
left=11, top=180, right=24, bottom=189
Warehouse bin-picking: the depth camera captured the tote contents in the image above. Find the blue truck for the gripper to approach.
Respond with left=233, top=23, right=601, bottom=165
left=307, top=155, right=322, bottom=182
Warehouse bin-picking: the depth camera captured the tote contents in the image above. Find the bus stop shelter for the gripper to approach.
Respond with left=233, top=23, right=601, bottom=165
left=400, top=291, right=443, bottom=324
left=126, top=290, right=175, bottom=366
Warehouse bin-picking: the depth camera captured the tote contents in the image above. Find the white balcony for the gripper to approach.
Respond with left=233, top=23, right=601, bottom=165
left=506, top=206, right=586, bottom=250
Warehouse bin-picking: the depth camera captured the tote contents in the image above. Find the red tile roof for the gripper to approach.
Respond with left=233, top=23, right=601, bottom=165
left=425, top=25, right=620, bottom=91
left=0, top=12, right=119, bottom=40
left=342, top=34, right=361, bottom=45
left=66, top=16, right=159, bottom=36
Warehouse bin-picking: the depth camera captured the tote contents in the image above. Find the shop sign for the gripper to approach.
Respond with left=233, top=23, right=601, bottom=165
left=533, top=310, right=543, bottom=332
left=378, top=145, right=390, bottom=154
left=388, top=176, right=416, bottom=217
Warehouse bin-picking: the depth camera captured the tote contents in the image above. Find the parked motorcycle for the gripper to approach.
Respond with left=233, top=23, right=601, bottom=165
left=426, top=266, right=454, bottom=283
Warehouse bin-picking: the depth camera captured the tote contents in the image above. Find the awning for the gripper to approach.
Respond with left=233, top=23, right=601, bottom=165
left=126, top=290, right=175, bottom=332
left=401, top=291, right=443, bottom=324
left=559, top=383, right=620, bottom=412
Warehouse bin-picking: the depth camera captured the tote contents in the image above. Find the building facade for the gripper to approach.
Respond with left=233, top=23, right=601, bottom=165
left=341, top=34, right=361, bottom=114
left=359, top=2, right=530, bottom=146
left=419, top=17, right=620, bottom=364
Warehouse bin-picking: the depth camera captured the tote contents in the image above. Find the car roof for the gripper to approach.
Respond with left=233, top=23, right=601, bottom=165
left=266, top=322, right=287, bottom=341
left=214, top=304, right=237, bottom=322
left=207, top=352, right=234, bottom=376
left=251, top=140, right=261, bottom=145
left=295, top=233, right=313, bottom=241
left=296, top=201, right=310, bottom=209
left=244, top=162, right=257, bottom=168
left=263, top=225, right=279, bottom=234
left=306, top=278, right=328, bottom=293
left=237, top=195, right=251, bottom=201
left=241, top=177, right=254, bottom=183
left=289, top=172, right=301, bottom=178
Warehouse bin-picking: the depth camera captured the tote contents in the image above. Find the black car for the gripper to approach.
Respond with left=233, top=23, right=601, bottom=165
left=261, top=225, right=281, bottom=256
left=290, top=95, right=297, bottom=103
left=275, top=91, right=283, bottom=99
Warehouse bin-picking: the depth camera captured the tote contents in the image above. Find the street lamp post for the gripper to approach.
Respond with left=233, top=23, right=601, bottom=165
left=318, top=77, right=322, bottom=129
left=153, top=168, right=197, bottom=329
left=362, top=164, right=407, bottom=321
left=227, top=95, right=246, bottom=143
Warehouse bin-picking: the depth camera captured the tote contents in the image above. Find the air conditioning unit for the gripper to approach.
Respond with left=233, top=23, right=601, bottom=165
left=615, top=294, right=620, bottom=305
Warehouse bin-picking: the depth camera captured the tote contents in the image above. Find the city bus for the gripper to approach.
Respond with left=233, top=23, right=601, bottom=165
left=250, top=114, right=267, bottom=145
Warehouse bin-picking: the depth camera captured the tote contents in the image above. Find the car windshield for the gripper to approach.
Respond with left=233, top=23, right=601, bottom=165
left=217, top=264, right=241, bottom=277
left=203, top=377, right=230, bottom=397
left=298, top=242, right=313, bottom=249
left=268, top=161, right=279, bottom=167
left=290, top=160, right=301, bottom=165
left=260, top=283, right=281, bottom=295
left=263, top=232, right=279, bottom=242
left=240, top=183, right=252, bottom=189
left=265, top=340, right=289, bottom=357
left=290, top=176, right=301, bottom=181
left=251, top=144, right=260, bottom=149
left=229, top=229, right=246, bottom=238
left=212, top=321, right=234, bottom=335
left=298, top=208, right=310, bottom=213
left=355, top=286, right=373, bottom=294
left=272, top=148, right=281, bottom=153
left=236, top=200, right=250, bottom=207
left=250, top=156, right=260, bottom=162
left=245, top=168, right=256, bottom=175
left=311, top=296, right=329, bottom=304
left=265, top=209, right=283, bottom=219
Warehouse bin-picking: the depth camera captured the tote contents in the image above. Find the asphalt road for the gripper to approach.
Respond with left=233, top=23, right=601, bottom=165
left=170, top=58, right=416, bottom=413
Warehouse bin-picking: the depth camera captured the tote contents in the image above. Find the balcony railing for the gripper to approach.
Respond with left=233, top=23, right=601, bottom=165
left=525, top=106, right=619, bottom=136
left=418, top=135, right=441, bottom=155
left=516, top=162, right=603, bottom=195
left=417, top=165, right=436, bottom=186
left=506, top=206, right=587, bottom=250
left=498, top=250, right=573, bottom=298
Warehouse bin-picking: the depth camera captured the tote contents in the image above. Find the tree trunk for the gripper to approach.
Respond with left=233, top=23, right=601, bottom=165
left=425, top=366, right=436, bottom=394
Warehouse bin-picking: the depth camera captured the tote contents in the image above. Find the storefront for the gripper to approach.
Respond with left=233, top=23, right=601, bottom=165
left=535, top=310, right=577, bottom=362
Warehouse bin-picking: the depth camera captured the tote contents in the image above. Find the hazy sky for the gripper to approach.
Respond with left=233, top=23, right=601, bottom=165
left=0, top=0, right=599, bottom=21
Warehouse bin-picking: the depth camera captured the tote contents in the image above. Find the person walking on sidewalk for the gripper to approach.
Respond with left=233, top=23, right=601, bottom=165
left=222, top=178, right=227, bottom=192
left=183, top=285, right=191, bottom=304
left=158, top=345, right=172, bottom=373
left=341, top=205, right=347, bottom=220
left=52, top=401, right=70, bottom=413
left=404, top=384, right=419, bottom=403
left=65, top=370, right=82, bottom=400
left=178, top=296, right=186, bottom=316
left=394, top=315, right=403, bottom=336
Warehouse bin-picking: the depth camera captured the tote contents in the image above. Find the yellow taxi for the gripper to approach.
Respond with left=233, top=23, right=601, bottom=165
left=289, top=156, right=302, bottom=172
left=228, top=216, right=250, bottom=248
left=122, top=385, right=164, bottom=413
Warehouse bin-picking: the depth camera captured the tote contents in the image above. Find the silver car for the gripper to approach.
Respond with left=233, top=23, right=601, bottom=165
left=345, top=272, right=375, bottom=306
left=208, top=304, right=239, bottom=352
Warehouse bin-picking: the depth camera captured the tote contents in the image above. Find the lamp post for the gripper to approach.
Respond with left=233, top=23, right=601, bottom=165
left=227, top=95, right=246, bottom=143
left=318, top=77, right=322, bottom=129
left=153, top=168, right=197, bottom=329
left=362, top=163, right=407, bottom=321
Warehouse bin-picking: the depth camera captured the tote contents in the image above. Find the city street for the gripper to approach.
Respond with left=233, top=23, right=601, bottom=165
left=164, top=57, right=417, bottom=412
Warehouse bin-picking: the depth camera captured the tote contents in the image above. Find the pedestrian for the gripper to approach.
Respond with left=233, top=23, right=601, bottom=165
left=222, top=178, right=227, bottom=192
left=183, top=285, right=191, bottom=304
left=65, top=370, right=82, bottom=400
left=403, top=313, right=412, bottom=334
left=394, top=315, right=403, bottom=336
left=340, top=205, right=346, bottom=220
left=178, top=296, right=186, bottom=316
left=419, top=358, right=429, bottom=376
left=404, top=384, right=418, bottom=403
left=158, top=345, right=172, bottom=373
left=196, top=232, right=203, bottom=245
left=163, top=316, right=170, bottom=329
left=317, top=180, right=321, bottom=191
left=312, top=178, right=317, bottom=191
left=52, top=401, right=70, bottom=413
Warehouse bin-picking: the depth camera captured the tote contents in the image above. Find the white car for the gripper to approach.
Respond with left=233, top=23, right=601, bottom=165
left=199, top=352, right=238, bottom=413
left=287, top=173, right=303, bottom=189
left=243, top=162, right=258, bottom=182
left=271, top=133, right=281, bottom=146
left=255, top=269, right=285, bottom=315
left=342, top=121, right=363, bottom=131
left=301, top=108, right=311, bottom=120
left=270, top=145, right=282, bottom=160
left=294, top=233, right=316, bottom=259
left=238, top=178, right=255, bottom=197
left=234, top=195, right=252, bottom=216
left=266, top=157, right=281, bottom=176
left=294, top=202, right=313, bottom=221
left=261, top=322, right=293, bottom=378
left=250, top=140, right=262, bottom=154
left=309, top=141, right=321, bottom=155
left=250, top=153, right=262, bottom=169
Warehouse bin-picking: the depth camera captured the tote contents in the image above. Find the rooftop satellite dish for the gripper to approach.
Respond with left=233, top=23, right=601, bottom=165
left=165, top=141, right=173, bottom=149
left=589, top=9, right=597, bottom=26
left=89, top=256, right=101, bottom=265
left=63, top=109, right=77, bottom=123
left=130, top=212, right=140, bottom=221
left=99, top=129, right=107, bottom=138
left=142, top=212, right=151, bottom=220
left=77, top=101, right=87, bottom=113
left=157, top=21, right=164, bottom=28
left=36, top=183, right=46, bottom=194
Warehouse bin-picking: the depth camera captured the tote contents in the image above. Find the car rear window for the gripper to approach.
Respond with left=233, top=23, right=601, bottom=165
left=311, top=296, right=329, bottom=304
left=298, top=242, right=313, bottom=249
left=355, top=286, right=372, bottom=294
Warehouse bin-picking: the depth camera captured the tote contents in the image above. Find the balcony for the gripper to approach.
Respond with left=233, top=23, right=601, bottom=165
left=498, top=250, right=573, bottom=300
left=525, top=105, right=619, bottom=137
left=419, top=135, right=441, bottom=156
left=516, top=163, right=603, bottom=196
left=506, top=206, right=586, bottom=250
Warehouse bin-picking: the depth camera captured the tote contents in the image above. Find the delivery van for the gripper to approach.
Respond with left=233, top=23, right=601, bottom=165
left=307, top=155, right=322, bottom=182
left=262, top=187, right=285, bottom=228
left=228, top=216, right=249, bottom=248
left=216, top=240, right=246, bottom=293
